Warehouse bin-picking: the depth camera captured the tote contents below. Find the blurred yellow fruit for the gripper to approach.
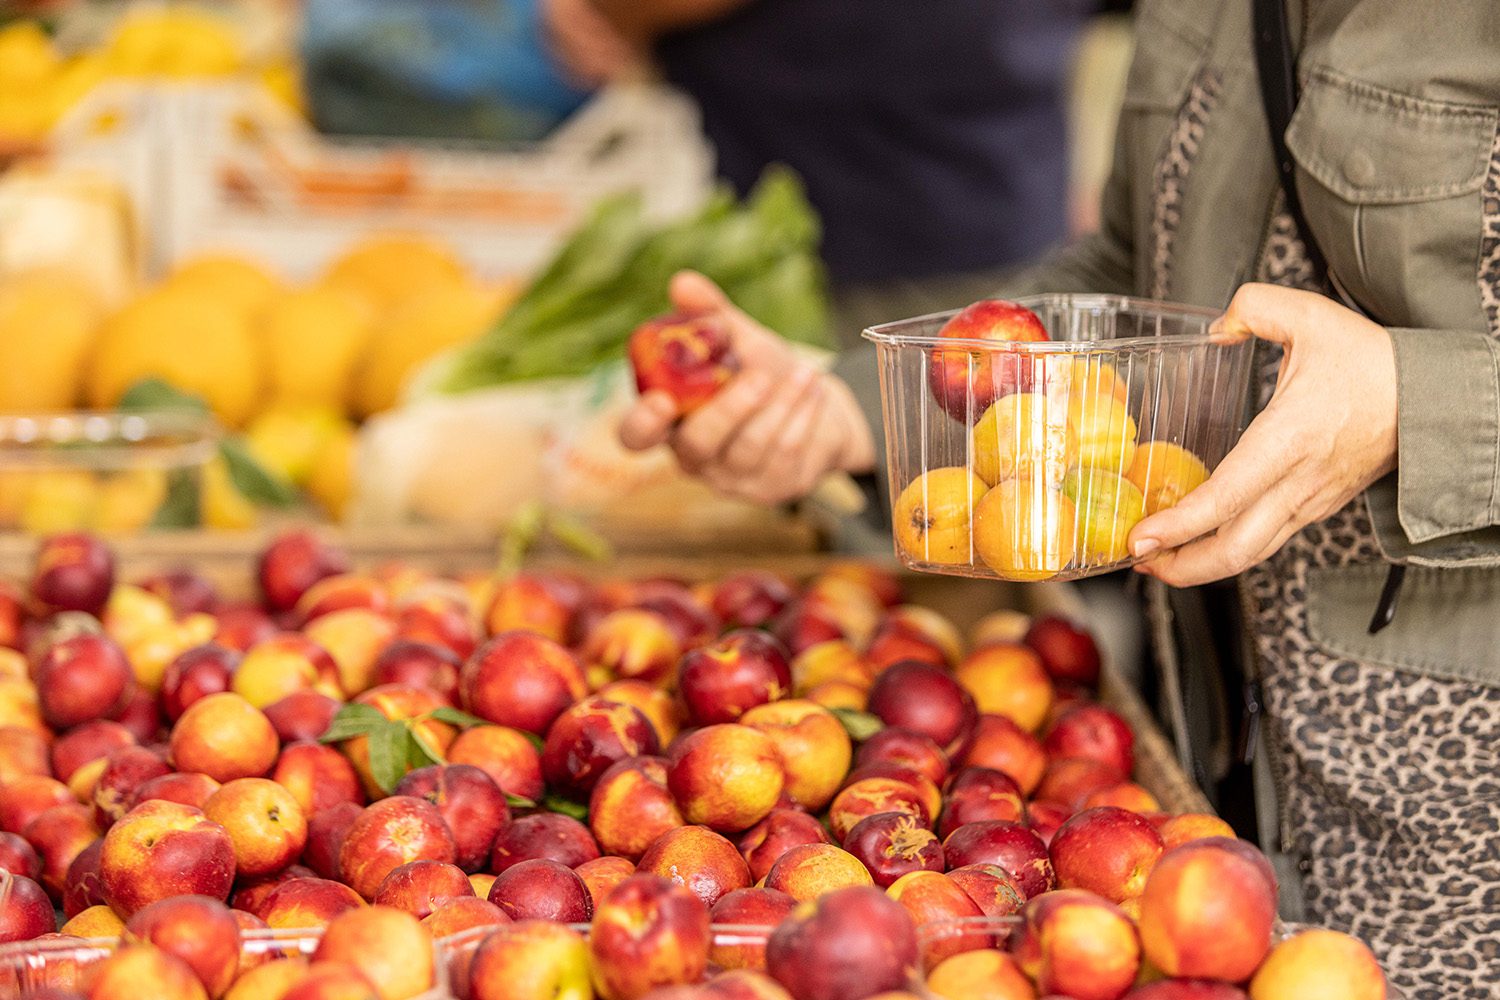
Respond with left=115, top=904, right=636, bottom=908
left=322, top=234, right=470, bottom=312
left=261, top=286, right=373, bottom=408
left=95, top=469, right=169, bottom=534
left=127, top=613, right=217, bottom=691
left=105, top=9, right=241, bottom=78
left=167, top=252, right=282, bottom=319
left=261, top=60, right=304, bottom=116
left=353, top=282, right=505, bottom=416
left=44, top=53, right=109, bottom=128
left=307, top=421, right=357, bottom=521
left=202, top=453, right=258, bottom=530
left=89, top=285, right=264, bottom=426
left=0, top=22, right=59, bottom=91
left=19, top=469, right=96, bottom=534
left=104, top=585, right=175, bottom=650
left=0, top=268, right=104, bottom=411
left=245, top=404, right=345, bottom=486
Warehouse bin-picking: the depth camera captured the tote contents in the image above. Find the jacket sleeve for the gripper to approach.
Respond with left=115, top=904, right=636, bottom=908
left=1366, top=326, right=1500, bottom=566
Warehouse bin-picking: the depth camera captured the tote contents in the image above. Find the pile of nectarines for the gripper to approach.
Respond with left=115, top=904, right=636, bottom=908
left=0, top=532, right=1386, bottom=1000
left=895, top=299, right=1212, bottom=580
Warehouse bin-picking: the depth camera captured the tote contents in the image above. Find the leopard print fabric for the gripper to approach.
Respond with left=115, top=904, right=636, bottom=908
left=1235, top=206, right=1500, bottom=997
left=1148, top=69, right=1223, bottom=301
left=1480, top=125, right=1500, bottom=337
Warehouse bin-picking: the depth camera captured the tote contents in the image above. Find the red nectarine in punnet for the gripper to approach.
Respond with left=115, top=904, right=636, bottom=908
left=372, top=859, right=473, bottom=919
left=1012, top=889, right=1141, bottom=1000
left=35, top=634, right=135, bottom=731
left=668, top=724, right=784, bottom=833
left=1138, top=840, right=1276, bottom=982
left=421, top=896, right=511, bottom=938
left=32, top=533, right=115, bottom=616
left=766, top=885, right=919, bottom=1000
left=311, top=904, right=435, bottom=1000
left=488, top=858, right=594, bottom=923
left=638, top=825, right=752, bottom=908
left=926, top=299, right=1049, bottom=422
left=99, top=800, right=235, bottom=915
left=467, top=920, right=592, bottom=1000
left=710, top=888, right=796, bottom=971
left=260, top=876, right=366, bottom=930
left=392, top=764, right=510, bottom=873
left=943, top=821, right=1055, bottom=900
left=589, top=756, right=685, bottom=861
left=88, top=943, right=209, bottom=1000
left=338, top=796, right=457, bottom=901
left=0, top=872, right=54, bottom=943
left=542, top=696, right=661, bottom=800
left=885, top=870, right=990, bottom=965
left=736, top=809, right=833, bottom=883
left=460, top=631, right=588, bottom=735
left=843, top=812, right=944, bottom=888
left=1247, top=929, right=1385, bottom=1000
left=1049, top=807, right=1163, bottom=905
left=763, top=844, right=873, bottom=903
left=924, top=949, right=1035, bottom=1000
left=590, top=873, right=713, bottom=1000
left=490, top=812, right=600, bottom=872
left=122, top=894, right=242, bottom=998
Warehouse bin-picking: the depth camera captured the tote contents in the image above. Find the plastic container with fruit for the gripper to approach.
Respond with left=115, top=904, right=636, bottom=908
left=865, top=294, right=1255, bottom=582
left=0, top=411, right=217, bottom=535
left=0, top=927, right=448, bottom=998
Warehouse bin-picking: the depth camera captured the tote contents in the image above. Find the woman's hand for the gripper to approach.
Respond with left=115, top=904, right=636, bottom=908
left=618, top=272, right=876, bottom=506
left=1129, top=283, right=1399, bottom=586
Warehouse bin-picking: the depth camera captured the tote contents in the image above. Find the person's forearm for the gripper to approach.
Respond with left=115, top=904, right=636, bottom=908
left=588, top=0, right=754, bottom=42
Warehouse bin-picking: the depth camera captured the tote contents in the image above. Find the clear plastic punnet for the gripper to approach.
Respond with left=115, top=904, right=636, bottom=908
left=864, top=294, right=1255, bottom=582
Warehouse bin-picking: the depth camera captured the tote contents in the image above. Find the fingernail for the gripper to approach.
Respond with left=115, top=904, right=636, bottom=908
left=1133, top=538, right=1160, bottom=558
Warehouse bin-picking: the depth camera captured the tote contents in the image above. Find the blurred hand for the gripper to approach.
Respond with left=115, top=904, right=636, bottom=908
left=540, top=0, right=639, bottom=88
left=1129, top=283, right=1399, bottom=587
left=619, top=272, right=876, bottom=506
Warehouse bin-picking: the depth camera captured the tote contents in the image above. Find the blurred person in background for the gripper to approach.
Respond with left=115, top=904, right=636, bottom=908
left=578, top=0, right=1093, bottom=343
left=620, top=2, right=1500, bottom=995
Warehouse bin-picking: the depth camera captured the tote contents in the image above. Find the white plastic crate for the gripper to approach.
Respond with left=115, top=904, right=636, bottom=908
left=46, top=79, right=715, bottom=282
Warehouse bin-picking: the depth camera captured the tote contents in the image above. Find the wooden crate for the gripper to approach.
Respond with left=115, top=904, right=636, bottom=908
left=0, top=531, right=1209, bottom=814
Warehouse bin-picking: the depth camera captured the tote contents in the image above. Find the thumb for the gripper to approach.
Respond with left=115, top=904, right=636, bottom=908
left=669, top=270, right=734, bottom=315
left=1210, top=282, right=1319, bottom=347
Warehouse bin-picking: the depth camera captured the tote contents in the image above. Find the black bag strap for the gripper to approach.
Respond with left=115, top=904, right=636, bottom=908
left=1251, top=0, right=1328, bottom=281
left=1250, top=0, right=1404, bottom=632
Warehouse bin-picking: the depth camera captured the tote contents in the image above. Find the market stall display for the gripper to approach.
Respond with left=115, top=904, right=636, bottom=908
left=0, top=532, right=1389, bottom=998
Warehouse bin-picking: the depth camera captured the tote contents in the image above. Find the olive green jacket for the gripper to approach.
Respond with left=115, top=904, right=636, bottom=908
left=837, top=0, right=1500, bottom=683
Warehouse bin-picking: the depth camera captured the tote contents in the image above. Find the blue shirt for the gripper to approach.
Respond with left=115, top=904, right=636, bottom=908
left=658, top=0, right=1088, bottom=285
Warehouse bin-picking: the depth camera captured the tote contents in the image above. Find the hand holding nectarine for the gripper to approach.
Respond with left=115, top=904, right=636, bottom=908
left=619, top=272, right=875, bottom=506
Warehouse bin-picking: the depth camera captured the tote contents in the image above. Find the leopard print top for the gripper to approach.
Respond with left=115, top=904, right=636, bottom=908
left=1152, top=89, right=1500, bottom=999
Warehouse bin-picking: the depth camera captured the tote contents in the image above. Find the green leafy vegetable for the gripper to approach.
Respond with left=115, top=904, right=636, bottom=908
left=421, top=167, right=831, bottom=395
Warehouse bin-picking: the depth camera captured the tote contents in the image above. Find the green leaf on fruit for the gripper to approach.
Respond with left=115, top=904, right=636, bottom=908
left=548, top=513, right=613, bottom=564
left=520, top=730, right=546, bottom=753
left=541, top=794, right=588, bottom=823
left=118, top=377, right=211, bottom=414
left=219, top=437, right=297, bottom=508
left=504, top=793, right=537, bottom=810
left=407, top=723, right=446, bottom=770
left=366, top=724, right=410, bottom=795
left=427, top=707, right=489, bottom=729
left=831, top=708, right=885, bottom=742
left=318, top=704, right=388, bottom=744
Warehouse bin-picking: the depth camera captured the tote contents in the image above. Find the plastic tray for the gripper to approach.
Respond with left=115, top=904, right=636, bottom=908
left=864, top=294, right=1254, bottom=582
left=914, top=915, right=1405, bottom=998
left=0, top=927, right=447, bottom=998
left=439, top=922, right=776, bottom=999
left=0, top=410, right=218, bottom=535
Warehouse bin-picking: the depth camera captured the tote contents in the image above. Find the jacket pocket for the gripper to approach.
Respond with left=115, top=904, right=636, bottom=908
left=1285, top=67, right=1499, bottom=330
left=1305, top=561, right=1500, bottom=688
